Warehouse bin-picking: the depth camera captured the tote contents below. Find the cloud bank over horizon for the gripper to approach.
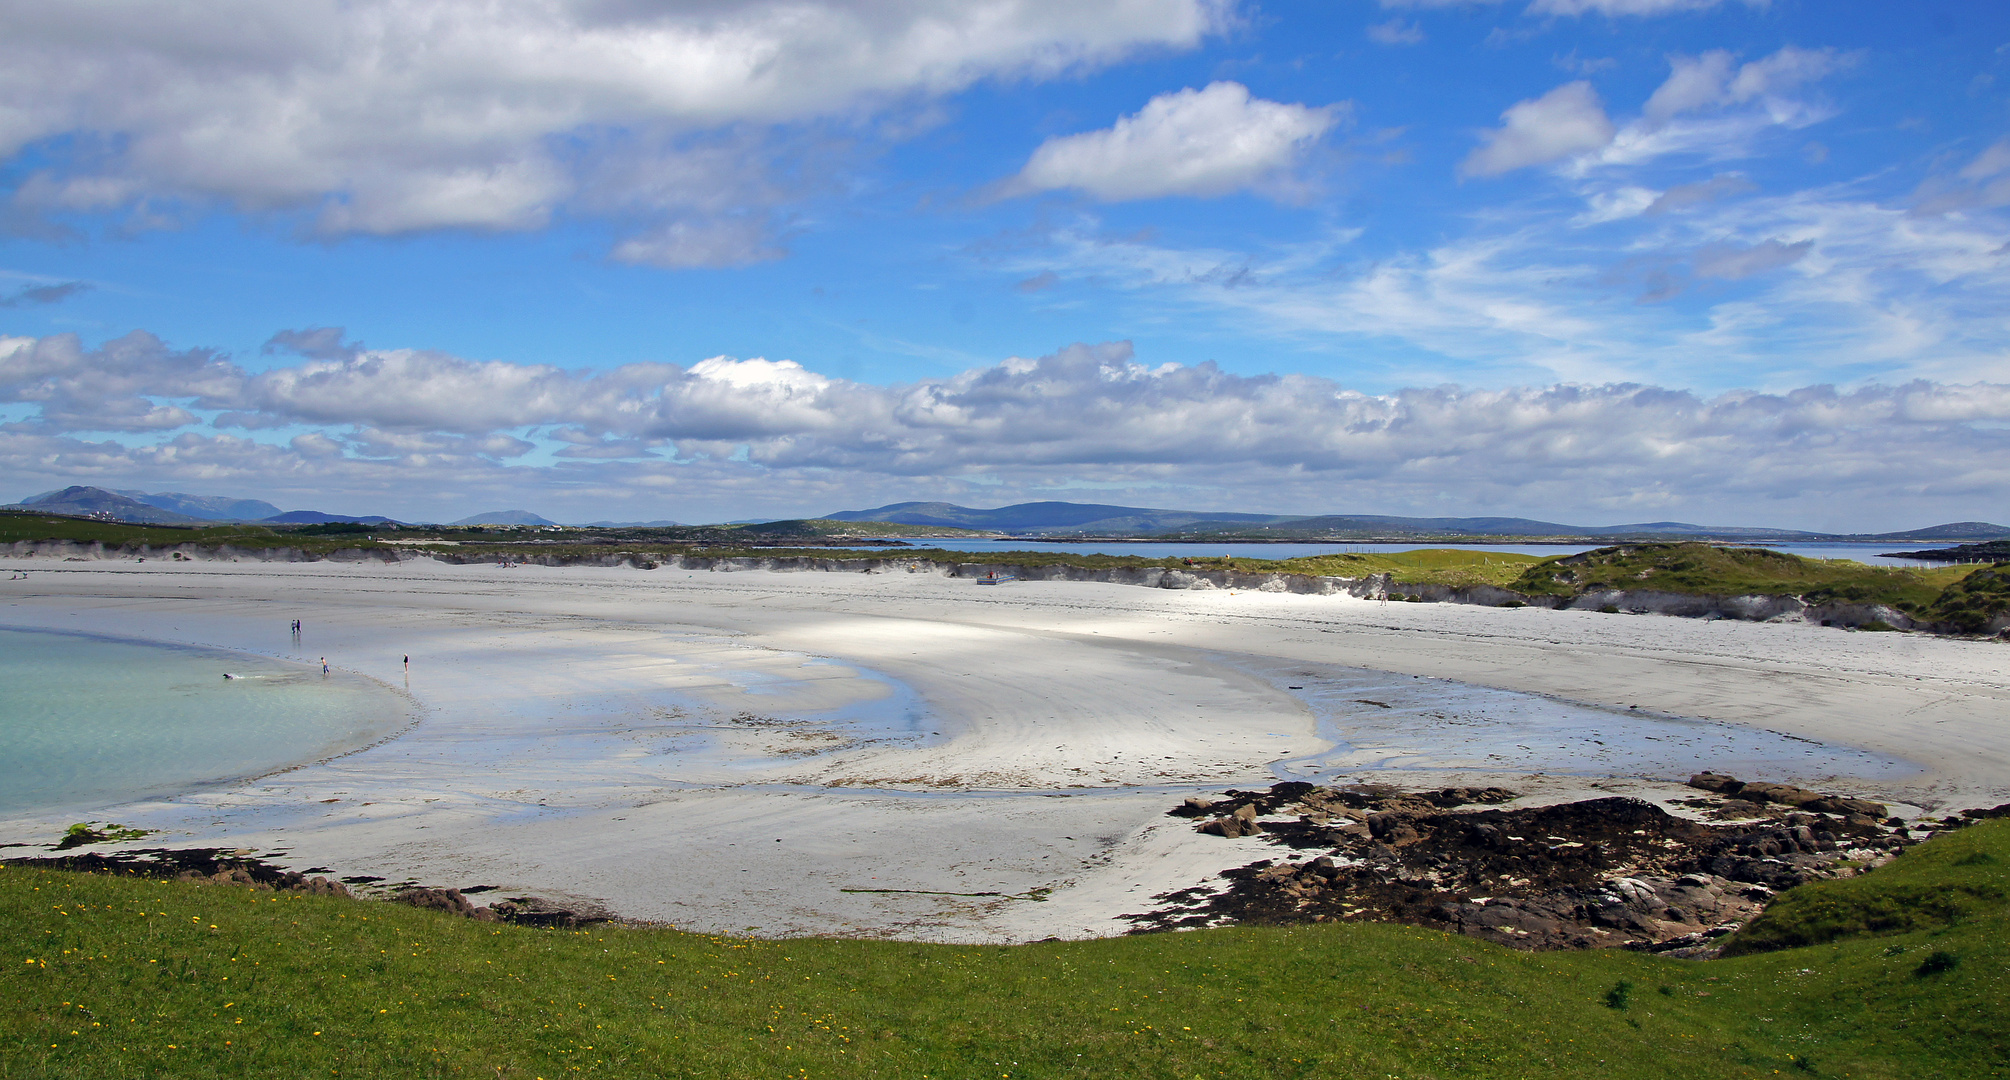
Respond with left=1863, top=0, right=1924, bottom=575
left=3, top=329, right=2005, bottom=530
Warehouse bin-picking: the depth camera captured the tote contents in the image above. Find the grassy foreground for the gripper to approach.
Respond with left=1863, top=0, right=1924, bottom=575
left=5, top=822, right=2007, bottom=1080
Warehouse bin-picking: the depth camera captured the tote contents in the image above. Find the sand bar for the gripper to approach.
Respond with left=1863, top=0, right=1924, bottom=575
left=2, top=556, right=2006, bottom=942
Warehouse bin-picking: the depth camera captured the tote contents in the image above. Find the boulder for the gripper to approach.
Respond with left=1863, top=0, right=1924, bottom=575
left=1200, top=811, right=1262, bottom=838
left=1737, top=782, right=1825, bottom=807
left=1688, top=772, right=1744, bottom=794
left=392, top=887, right=498, bottom=921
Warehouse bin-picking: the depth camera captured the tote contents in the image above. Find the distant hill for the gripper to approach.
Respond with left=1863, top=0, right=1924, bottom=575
left=581, top=519, right=682, bottom=528
left=4, top=486, right=209, bottom=525
left=260, top=510, right=400, bottom=526
left=821, top=500, right=2009, bottom=542
left=111, top=490, right=284, bottom=522
left=823, top=501, right=1286, bottom=534
left=1844, top=521, right=2010, bottom=542
left=1194, top=514, right=1828, bottom=540
left=449, top=510, right=557, bottom=527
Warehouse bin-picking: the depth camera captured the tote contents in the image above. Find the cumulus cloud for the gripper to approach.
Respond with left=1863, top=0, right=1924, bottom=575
left=0, top=330, right=239, bottom=432
left=0, top=0, right=1226, bottom=256
left=1461, top=82, right=1615, bottom=177
left=4, top=330, right=2009, bottom=528
left=1009, top=82, right=1340, bottom=201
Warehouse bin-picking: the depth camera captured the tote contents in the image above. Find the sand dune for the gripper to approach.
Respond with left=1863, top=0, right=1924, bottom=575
left=2, top=556, right=2005, bottom=941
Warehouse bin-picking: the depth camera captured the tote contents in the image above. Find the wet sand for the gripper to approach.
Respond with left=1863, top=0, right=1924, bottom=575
left=1, top=556, right=2005, bottom=942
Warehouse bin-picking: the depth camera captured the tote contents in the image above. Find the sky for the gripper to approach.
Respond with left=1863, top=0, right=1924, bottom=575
left=1, top=0, right=2007, bottom=529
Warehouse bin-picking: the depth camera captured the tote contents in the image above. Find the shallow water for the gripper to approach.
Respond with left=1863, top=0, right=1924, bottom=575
left=0, top=627, right=414, bottom=815
left=1219, top=654, right=1918, bottom=786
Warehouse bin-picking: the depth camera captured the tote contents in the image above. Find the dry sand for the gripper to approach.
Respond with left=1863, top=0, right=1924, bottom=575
left=2, top=555, right=2006, bottom=942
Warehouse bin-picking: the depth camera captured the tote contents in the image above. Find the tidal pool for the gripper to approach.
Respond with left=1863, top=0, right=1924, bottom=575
left=1218, top=655, right=1918, bottom=786
left=0, top=627, right=414, bottom=816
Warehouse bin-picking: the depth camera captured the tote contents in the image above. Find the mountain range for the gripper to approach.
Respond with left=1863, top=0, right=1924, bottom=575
left=4, top=487, right=397, bottom=526
left=822, top=501, right=2010, bottom=542
left=8, top=487, right=2007, bottom=542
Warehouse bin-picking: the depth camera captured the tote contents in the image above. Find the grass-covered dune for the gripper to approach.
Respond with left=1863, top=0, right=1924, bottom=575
left=1508, top=543, right=2000, bottom=629
left=6, top=821, right=2007, bottom=1079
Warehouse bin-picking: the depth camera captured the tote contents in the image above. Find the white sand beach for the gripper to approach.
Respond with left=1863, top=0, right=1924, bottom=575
left=3, top=556, right=2007, bottom=942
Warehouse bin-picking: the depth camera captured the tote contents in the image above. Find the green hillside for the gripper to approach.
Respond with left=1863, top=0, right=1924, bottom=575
left=5, top=820, right=2007, bottom=1079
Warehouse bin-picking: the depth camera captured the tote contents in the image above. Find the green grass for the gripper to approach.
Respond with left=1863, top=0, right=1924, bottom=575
left=1508, top=543, right=1980, bottom=614
left=1918, top=566, right=2010, bottom=634
left=1722, top=823, right=2009, bottom=956
left=1273, top=548, right=1543, bottom=588
left=6, top=821, right=2009, bottom=1079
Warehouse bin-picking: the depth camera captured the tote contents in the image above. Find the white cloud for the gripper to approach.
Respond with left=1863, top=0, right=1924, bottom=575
left=1009, top=82, right=1340, bottom=201
left=609, top=218, right=789, bottom=269
left=1644, top=173, right=1757, bottom=215
left=997, top=166, right=2010, bottom=391
left=1461, top=82, right=1615, bottom=177
left=1915, top=139, right=2010, bottom=215
left=0, top=0, right=1227, bottom=255
left=1644, top=47, right=1845, bottom=122
left=4, top=332, right=2008, bottom=528
left=1366, top=19, right=1425, bottom=45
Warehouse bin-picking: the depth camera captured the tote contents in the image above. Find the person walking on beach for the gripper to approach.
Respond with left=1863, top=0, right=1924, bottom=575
left=321, top=657, right=329, bottom=675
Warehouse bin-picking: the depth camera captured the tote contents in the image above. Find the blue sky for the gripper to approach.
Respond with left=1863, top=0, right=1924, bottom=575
left=2, top=0, right=2007, bottom=528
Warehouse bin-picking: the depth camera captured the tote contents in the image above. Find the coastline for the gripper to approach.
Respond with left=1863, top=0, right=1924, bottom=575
left=2, top=555, right=2006, bottom=942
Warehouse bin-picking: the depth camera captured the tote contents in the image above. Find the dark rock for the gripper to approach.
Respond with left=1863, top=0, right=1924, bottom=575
left=1738, top=782, right=1826, bottom=807
left=1127, top=782, right=1915, bottom=951
left=1688, top=772, right=1744, bottom=794
left=392, top=887, right=498, bottom=921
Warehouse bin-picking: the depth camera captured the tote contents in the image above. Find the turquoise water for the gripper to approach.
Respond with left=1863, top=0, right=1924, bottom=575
left=0, top=628, right=413, bottom=816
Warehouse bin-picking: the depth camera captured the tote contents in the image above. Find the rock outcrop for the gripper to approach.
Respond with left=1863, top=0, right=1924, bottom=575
left=1130, top=780, right=1922, bottom=955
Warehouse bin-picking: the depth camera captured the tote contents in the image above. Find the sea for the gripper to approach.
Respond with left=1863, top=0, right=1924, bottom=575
left=0, top=628, right=412, bottom=817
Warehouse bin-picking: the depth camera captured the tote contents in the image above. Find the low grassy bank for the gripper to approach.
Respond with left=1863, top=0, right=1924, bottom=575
left=8, top=513, right=2002, bottom=631
left=1509, top=543, right=1992, bottom=623
left=5, top=821, right=2007, bottom=1079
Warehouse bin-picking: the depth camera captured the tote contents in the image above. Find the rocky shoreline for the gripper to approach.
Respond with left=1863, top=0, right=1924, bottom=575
left=1, top=847, right=610, bottom=929
left=1128, top=777, right=2010, bottom=957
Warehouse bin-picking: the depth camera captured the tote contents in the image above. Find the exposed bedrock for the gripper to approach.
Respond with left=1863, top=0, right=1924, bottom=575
left=1127, top=780, right=1942, bottom=956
